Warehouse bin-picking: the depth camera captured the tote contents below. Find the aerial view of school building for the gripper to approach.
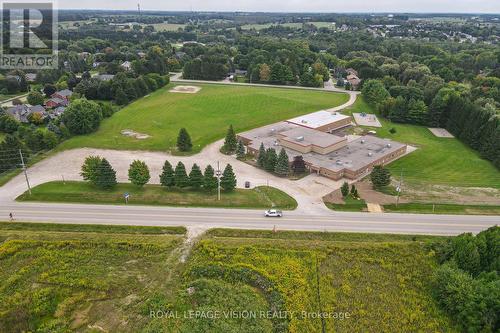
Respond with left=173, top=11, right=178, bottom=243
left=238, top=111, right=407, bottom=180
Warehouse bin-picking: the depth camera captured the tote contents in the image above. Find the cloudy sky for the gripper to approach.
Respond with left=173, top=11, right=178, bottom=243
left=58, top=0, right=500, bottom=13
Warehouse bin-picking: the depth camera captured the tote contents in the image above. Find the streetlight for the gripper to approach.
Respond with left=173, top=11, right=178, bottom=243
left=216, top=161, right=222, bottom=201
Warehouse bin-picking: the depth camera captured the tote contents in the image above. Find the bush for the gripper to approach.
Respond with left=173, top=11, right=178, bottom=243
left=128, top=160, right=150, bottom=187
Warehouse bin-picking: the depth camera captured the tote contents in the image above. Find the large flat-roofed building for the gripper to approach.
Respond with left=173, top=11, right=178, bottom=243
left=277, top=127, right=348, bottom=154
left=238, top=121, right=407, bottom=180
left=287, top=110, right=352, bottom=132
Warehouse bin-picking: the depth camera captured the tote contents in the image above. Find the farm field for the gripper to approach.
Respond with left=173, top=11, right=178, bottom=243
left=150, top=23, right=186, bottom=31
left=17, top=181, right=298, bottom=210
left=344, top=98, right=500, bottom=189
left=0, top=222, right=186, bottom=332
left=0, top=224, right=457, bottom=332
left=163, top=229, right=456, bottom=332
left=57, top=83, right=348, bottom=153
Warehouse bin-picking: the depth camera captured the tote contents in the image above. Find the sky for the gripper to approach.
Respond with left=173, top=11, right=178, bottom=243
left=57, top=0, right=500, bottom=14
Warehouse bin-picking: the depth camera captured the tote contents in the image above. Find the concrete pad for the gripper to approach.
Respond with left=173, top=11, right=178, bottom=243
left=428, top=128, right=454, bottom=138
left=169, top=85, right=201, bottom=94
left=353, top=113, right=382, bottom=127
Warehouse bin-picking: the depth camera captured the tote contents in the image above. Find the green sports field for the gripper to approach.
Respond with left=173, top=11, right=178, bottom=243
left=344, top=98, right=500, bottom=189
left=58, top=84, right=349, bottom=154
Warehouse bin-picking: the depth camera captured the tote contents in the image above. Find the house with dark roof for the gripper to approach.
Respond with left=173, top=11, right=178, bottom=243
left=51, top=89, right=73, bottom=101
left=6, top=104, right=47, bottom=123
left=45, top=97, right=69, bottom=108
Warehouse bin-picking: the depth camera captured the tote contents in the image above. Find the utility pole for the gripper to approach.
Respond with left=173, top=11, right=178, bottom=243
left=19, top=149, right=31, bottom=195
left=216, top=161, right=222, bottom=201
left=396, top=168, right=403, bottom=207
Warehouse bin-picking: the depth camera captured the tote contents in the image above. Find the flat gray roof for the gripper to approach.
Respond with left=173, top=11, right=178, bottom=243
left=279, top=127, right=346, bottom=148
left=287, top=110, right=351, bottom=129
left=238, top=121, right=407, bottom=173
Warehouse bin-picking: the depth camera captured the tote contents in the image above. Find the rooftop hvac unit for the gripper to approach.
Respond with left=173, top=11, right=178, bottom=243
left=386, top=143, right=392, bottom=148
left=361, top=139, right=365, bottom=144
left=296, top=136, right=304, bottom=141
left=301, top=120, right=308, bottom=124
left=274, top=141, right=279, bottom=145
left=336, top=160, right=343, bottom=165
left=368, top=152, right=373, bottom=157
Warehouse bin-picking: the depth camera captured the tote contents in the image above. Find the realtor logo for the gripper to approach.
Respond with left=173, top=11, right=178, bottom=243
left=1, top=1, right=58, bottom=69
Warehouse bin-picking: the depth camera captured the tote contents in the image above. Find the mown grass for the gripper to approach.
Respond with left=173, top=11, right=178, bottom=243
left=17, top=181, right=298, bottom=210
left=57, top=83, right=349, bottom=154
left=383, top=203, right=500, bottom=215
left=325, top=196, right=367, bottom=212
left=344, top=98, right=500, bottom=188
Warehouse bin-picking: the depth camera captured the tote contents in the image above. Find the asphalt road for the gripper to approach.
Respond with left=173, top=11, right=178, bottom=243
left=1, top=201, right=497, bottom=235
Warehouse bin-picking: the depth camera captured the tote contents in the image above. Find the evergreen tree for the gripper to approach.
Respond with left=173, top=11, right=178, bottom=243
left=223, top=125, right=238, bottom=154
left=264, top=148, right=278, bottom=172
left=370, top=165, right=391, bottom=189
left=128, top=160, right=150, bottom=187
left=95, top=158, right=117, bottom=189
left=350, top=184, right=359, bottom=199
left=159, top=160, right=175, bottom=187
left=341, top=182, right=349, bottom=197
left=275, top=148, right=290, bottom=176
left=220, top=164, right=237, bottom=191
left=80, top=155, right=103, bottom=184
left=257, top=143, right=266, bottom=167
left=174, top=161, right=189, bottom=188
left=236, top=140, right=246, bottom=159
left=203, top=165, right=218, bottom=192
left=291, top=155, right=306, bottom=174
left=176, top=128, right=192, bottom=152
left=115, top=87, right=128, bottom=105
left=189, top=163, right=203, bottom=190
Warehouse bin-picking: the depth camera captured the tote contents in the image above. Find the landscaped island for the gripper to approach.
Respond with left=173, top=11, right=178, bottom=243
left=17, top=181, right=298, bottom=210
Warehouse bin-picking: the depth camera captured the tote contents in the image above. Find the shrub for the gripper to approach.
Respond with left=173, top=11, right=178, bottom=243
left=128, top=160, right=150, bottom=187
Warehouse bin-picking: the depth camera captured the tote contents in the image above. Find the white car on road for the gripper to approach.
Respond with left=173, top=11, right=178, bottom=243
left=265, top=209, right=283, bottom=217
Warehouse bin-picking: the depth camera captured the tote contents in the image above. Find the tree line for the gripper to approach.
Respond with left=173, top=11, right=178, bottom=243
left=80, top=155, right=237, bottom=192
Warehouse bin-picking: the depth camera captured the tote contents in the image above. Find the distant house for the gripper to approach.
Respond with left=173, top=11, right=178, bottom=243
left=347, top=74, right=361, bottom=89
left=6, top=104, right=46, bottom=123
left=49, top=106, right=66, bottom=119
left=95, top=74, right=115, bottom=81
left=79, top=51, right=90, bottom=59
left=51, top=89, right=73, bottom=101
left=121, top=61, right=132, bottom=71
left=174, top=51, right=186, bottom=59
left=45, top=97, right=69, bottom=108
left=137, top=51, right=146, bottom=58
left=25, top=73, right=37, bottom=82
left=346, top=68, right=359, bottom=77
left=92, top=62, right=103, bottom=68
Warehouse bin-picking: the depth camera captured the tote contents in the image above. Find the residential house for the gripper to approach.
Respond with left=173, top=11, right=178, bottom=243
left=51, top=89, right=73, bottom=101
left=346, top=74, right=361, bottom=90
left=121, top=61, right=132, bottom=71
left=25, top=73, right=37, bottom=82
left=95, top=74, right=115, bottom=81
left=45, top=97, right=69, bottom=108
left=6, top=104, right=47, bottom=123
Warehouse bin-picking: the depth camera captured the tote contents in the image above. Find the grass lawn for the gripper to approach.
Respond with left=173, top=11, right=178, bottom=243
left=150, top=23, right=186, bottom=31
left=0, top=133, right=5, bottom=142
left=344, top=98, right=500, bottom=188
left=57, top=84, right=348, bottom=154
left=17, top=181, right=298, bottom=210
left=325, top=196, right=367, bottom=212
left=383, top=203, right=500, bottom=215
